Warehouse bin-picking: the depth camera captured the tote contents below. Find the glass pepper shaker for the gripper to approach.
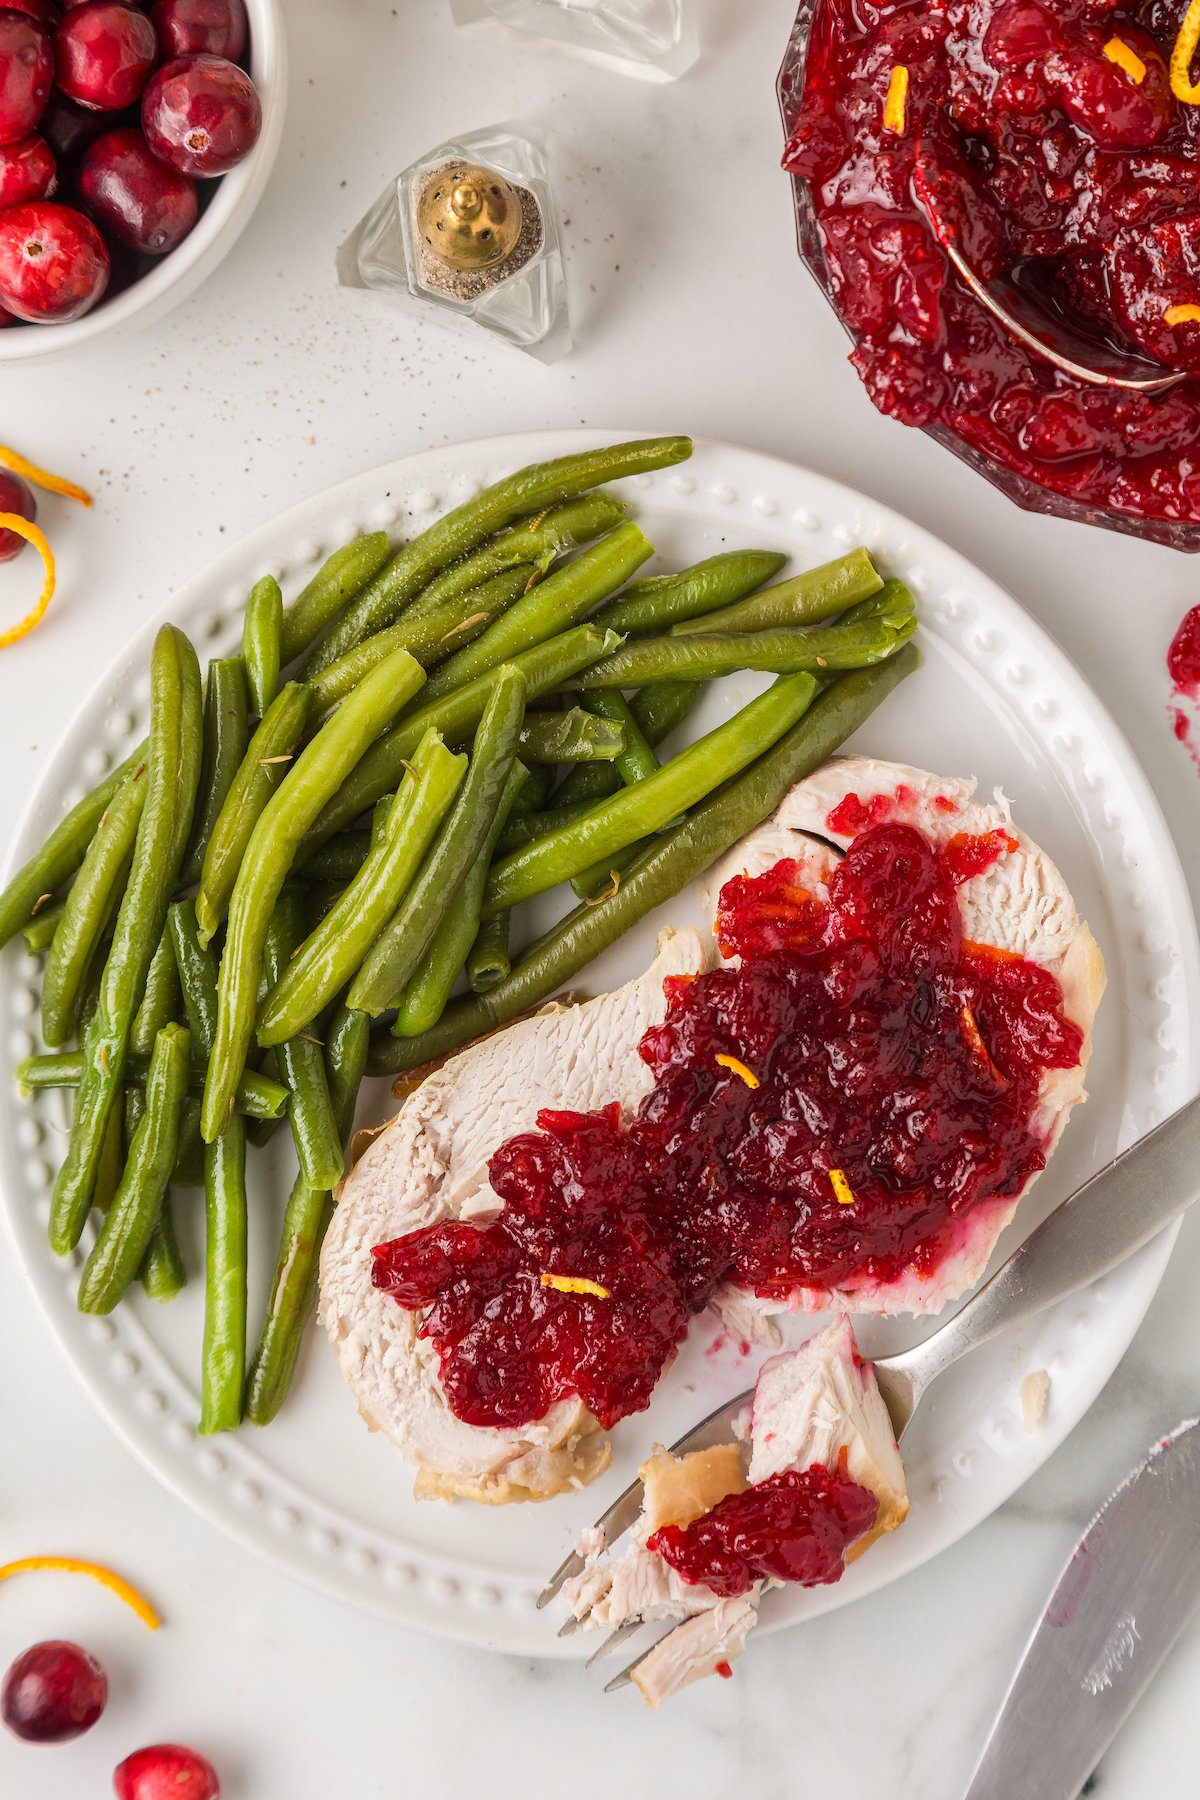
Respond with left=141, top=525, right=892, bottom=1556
left=449, top=0, right=699, bottom=81
left=336, top=124, right=571, bottom=363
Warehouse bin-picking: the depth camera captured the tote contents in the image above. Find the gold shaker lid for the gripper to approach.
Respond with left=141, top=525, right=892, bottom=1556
left=416, top=164, right=524, bottom=271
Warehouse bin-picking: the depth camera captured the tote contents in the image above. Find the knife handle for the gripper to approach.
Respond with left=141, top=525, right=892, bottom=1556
left=900, top=1092, right=1200, bottom=1401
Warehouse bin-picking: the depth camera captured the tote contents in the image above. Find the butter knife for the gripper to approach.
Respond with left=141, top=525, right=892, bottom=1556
left=962, top=1415, right=1200, bottom=1800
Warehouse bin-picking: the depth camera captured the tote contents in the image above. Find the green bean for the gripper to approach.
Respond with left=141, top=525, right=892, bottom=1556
left=497, top=802, right=594, bottom=853
left=582, top=690, right=658, bottom=785
left=594, top=549, right=788, bottom=636
left=194, top=681, right=312, bottom=948
left=351, top=669, right=528, bottom=1017
left=243, top=575, right=283, bottom=716
left=170, top=1099, right=205, bottom=1188
left=131, top=926, right=181, bottom=1055
left=49, top=628, right=202, bottom=1257
left=575, top=616, right=916, bottom=689
left=518, top=709, right=625, bottom=764
left=168, top=899, right=218, bottom=1057
left=484, top=672, right=820, bottom=914
left=78, top=1022, right=191, bottom=1313
left=298, top=625, right=620, bottom=855
left=307, top=567, right=533, bottom=715
left=553, top=680, right=702, bottom=808
left=510, top=765, right=553, bottom=814
left=202, top=646, right=427, bottom=1140
left=418, top=523, right=653, bottom=705
left=565, top=694, right=666, bottom=900
left=304, top=438, right=691, bottom=674
left=262, top=891, right=346, bottom=1192
left=256, top=732, right=465, bottom=1046
left=0, top=738, right=150, bottom=951
left=393, top=761, right=528, bottom=1037
left=467, top=910, right=512, bottom=992
left=571, top=847, right=642, bottom=905
left=125, top=922, right=185, bottom=1293
left=93, top=1099, right=125, bottom=1217
left=140, top=1195, right=186, bottom=1301
left=398, top=491, right=628, bottom=630
left=21, top=900, right=65, bottom=956
left=200, top=1111, right=247, bottom=1433
left=22, top=1050, right=289, bottom=1119
left=41, top=763, right=148, bottom=1048
left=279, top=531, right=392, bottom=665
left=181, top=657, right=251, bottom=887
left=245, top=1003, right=369, bottom=1424
left=297, top=831, right=372, bottom=884
left=673, top=549, right=883, bottom=638
left=372, top=650, right=920, bottom=1074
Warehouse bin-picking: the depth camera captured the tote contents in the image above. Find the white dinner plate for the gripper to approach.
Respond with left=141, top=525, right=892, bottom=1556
left=1, top=431, right=1196, bottom=1659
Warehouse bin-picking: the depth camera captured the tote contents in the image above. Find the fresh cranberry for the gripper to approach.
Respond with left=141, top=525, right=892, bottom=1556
left=0, top=128, right=54, bottom=203
left=80, top=125, right=196, bottom=252
left=0, top=466, right=36, bottom=559
left=55, top=1, right=157, bottom=110
left=4, top=0, right=60, bottom=24
left=113, top=1744, right=221, bottom=1800
left=150, top=0, right=245, bottom=59
left=1, top=1640, right=107, bottom=1743
left=40, top=84, right=117, bottom=160
left=141, top=51, right=258, bottom=176
left=0, top=10, right=53, bottom=143
left=0, top=199, right=108, bottom=320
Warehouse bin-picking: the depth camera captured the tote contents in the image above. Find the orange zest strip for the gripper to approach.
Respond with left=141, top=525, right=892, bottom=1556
left=1171, top=0, right=1200, bottom=102
left=829, top=1167, right=856, bottom=1206
left=716, top=1053, right=760, bottom=1089
left=540, top=1273, right=611, bottom=1299
left=1103, top=37, right=1147, bottom=83
left=1165, top=303, right=1200, bottom=326
left=960, top=1003, right=1011, bottom=1087
left=0, top=515, right=56, bottom=650
left=0, top=1557, right=159, bottom=1630
left=961, top=937, right=1023, bottom=963
left=0, top=446, right=92, bottom=508
left=883, top=65, right=909, bottom=134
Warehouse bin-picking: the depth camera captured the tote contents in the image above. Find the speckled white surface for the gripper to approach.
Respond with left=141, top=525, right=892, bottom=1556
left=3, top=2, right=1200, bottom=1796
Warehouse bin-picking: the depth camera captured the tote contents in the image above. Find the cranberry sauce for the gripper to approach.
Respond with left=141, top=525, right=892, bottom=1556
left=781, top=0, right=1200, bottom=535
left=647, top=1464, right=879, bottom=1596
left=372, top=821, right=1083, bottom=1431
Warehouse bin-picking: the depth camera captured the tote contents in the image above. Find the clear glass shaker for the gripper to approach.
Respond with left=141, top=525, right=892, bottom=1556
left=450, top=0, right=699, bottom=80
left=336, top=124, right=571, bottom=364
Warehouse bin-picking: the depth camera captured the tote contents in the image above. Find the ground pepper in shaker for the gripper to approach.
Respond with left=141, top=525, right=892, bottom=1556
left=337, top=125, right=570, bottom=363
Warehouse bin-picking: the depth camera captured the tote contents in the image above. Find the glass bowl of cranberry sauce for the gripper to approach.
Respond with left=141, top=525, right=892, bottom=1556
left=778, top=0, right=1200, bottom=550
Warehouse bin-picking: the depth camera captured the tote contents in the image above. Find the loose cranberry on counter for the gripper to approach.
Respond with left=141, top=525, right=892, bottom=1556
left=80, top=124, right=196, bottom=252
left=113, top=1744, right=221, bottom=1800
left=151, top=0, right=245, bottom=59
left=0, top=465, right=36, bottom=558
left=141, top=51, right=258, bottom=175
left=55, top=0, right=157, bottom=110
left=0, top=128, right=54, bottom=204
left=1, top=1640, right=107, bottom=1743
left=0, top=11, right=53, bottom=143
left=0, top=198, right=108, bottom=320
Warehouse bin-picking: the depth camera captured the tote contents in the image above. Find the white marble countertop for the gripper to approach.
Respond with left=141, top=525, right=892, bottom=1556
left=2, top=2, right=1199, bottom=1795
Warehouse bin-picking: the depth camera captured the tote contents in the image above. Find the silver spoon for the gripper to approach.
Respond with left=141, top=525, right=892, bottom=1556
left=911, top=155, right=1188, bottom=396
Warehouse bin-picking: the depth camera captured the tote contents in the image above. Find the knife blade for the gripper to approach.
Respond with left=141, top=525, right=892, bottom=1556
left=962, top=1416, right=1200, bottom=1800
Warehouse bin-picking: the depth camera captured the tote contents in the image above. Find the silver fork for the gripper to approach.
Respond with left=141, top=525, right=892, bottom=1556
left=538, top=1089, right=1200, bottom=1693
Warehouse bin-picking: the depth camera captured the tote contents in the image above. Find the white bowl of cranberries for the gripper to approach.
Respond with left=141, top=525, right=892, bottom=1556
left=0, top=0, right=283, bottom=359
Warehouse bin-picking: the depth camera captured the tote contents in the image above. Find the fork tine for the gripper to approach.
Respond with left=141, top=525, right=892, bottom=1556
left=557, top=1613, right=584, bottom=1639
left=587, top=1618, right=644, bottom=1668
left=538, top=1549, right=587, bottom=1610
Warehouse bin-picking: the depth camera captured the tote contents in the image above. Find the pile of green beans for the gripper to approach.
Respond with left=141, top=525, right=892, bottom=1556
left=1, top=433, right=922, bottom=1438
